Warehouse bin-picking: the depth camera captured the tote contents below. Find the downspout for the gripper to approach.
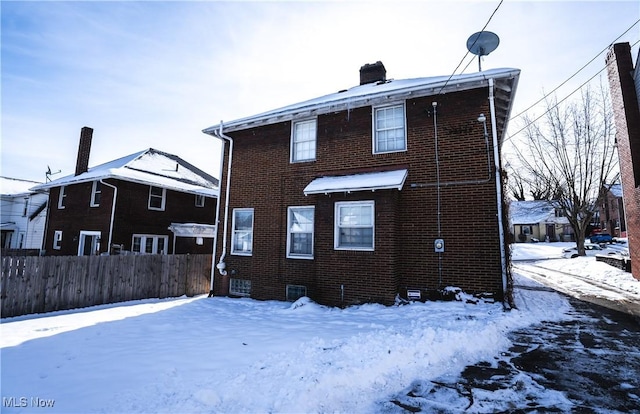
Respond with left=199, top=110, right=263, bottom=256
left=488, top=79, right=508, bottom=307
left=99, top=179, right=117, bottom=254
left=211, top=121, right=233, bottom=278
left=208, top=139, right=225, bottom=297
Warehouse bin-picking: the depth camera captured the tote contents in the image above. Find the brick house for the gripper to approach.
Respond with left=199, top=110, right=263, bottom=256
left=607, top=43, right=640, bottom=280
left=32, top=127, right=219, bottom=256
left=204, top=62, right=520, bottom=306
left=509, top=200, right=573, bottom=243
left=595, top=184, right=626, bottom=238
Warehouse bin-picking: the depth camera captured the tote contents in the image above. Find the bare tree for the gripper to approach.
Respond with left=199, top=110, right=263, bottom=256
left=510, top=84, right=618, bottom=255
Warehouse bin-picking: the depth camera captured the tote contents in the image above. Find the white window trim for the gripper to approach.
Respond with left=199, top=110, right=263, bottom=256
left=290, top=118, right=317, bottom=163
left=58, top=186, right=66, bottom=209
left=334, top=201, right=375, bottom=251
left=195, top=194, right=205, bottom=207
left=131, top=234, right=169, bottom=255
left=231, top=208, right=254, bottom=256
left=148, top=186, right=166, bottom=211
left=53, top=230, right=63, bottom=250
left=286, top=206, right=315, bottom=259
left=78, top=230, right=101, bottom=256
left=372, top=102, right=407, bottom=154
left=90, top=181, right=101, bottom=207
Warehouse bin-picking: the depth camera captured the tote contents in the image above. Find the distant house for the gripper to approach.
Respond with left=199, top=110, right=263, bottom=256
left=509, top=200, right=573, bottom=243
left=204, top=62, right=520, bottom=306
left=607, top=43, right=640, bottom=281
left=594, top=184, right=626, bottom=238
left=0, top=176, right=48, bottom=252
left=31, top=127, right=218, bottom=256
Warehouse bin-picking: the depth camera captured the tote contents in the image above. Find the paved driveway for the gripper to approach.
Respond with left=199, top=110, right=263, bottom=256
left=383, top=285, right=640, bottom=413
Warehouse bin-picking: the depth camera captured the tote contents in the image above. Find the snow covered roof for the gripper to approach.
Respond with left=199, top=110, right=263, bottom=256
left=0, top=176, right=44, bottom=196
left=31, top=149, right=219, bottom=197
left=509, top=200, right=569, bottom=225
left=608, top=184, right=623, bottom=198
left=303, top=169, right=408, bottom=195
left=204, top=68, right=520, bottom=136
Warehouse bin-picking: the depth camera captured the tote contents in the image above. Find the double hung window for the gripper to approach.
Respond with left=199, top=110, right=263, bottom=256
left=148, top=186, right=166, bottom=211
left=90, top=181, right=101, bottom=207
left=232, top=208, right=254, bottom=255
left=373, top=103, right=406, bottom=153
left=335, top=201, right=374, bottom=250
left=291, top=119, right=316, bottom=162
left=287, top=206, right=314, bottom=259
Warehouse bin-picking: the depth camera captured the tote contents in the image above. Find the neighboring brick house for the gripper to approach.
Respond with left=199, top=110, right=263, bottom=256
left=595, top=184, right=626, bottom=238
left=204, top=62, right=520, bottom=306
left=32, top=127, right=219, bottom=256
left=509, top=200, right=573, bottom=243
left=607, top=42, right=640, bottom=281
left=0, top=176, right=48, bottom=252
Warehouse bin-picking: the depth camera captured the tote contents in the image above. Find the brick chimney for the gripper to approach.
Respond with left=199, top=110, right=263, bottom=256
left=359, top=61, right=386, bottom=85
left=75, top=126, right=93, bottom=176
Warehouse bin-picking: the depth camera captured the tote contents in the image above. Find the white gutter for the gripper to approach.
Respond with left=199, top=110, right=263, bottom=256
left=99, top=179, right=118, bottom=254
left=209, top=140, right=225, bottom=296
left=488, top=79, right=508, bottom=305
left=210, top=122, right=233, bottom=277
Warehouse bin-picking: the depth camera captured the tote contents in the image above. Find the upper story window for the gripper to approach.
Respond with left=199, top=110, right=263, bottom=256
left=58, top=186, right=66, bottom=209
left=90, top=181, right=101, bottom=207
left=231, top=208, right=254, bottom=256
left=195, top=194, right=205, bottom=207
left=22, top=198, right=28, bottom=217
left=287, top=206, right=314, bottom=259
left=335, top=201, right=374, bottom=251
left=148, top=186, right=166, bottom=211
left=373, top=103, right=406, bottom=154
left=291, top=119, right=316, bottom=163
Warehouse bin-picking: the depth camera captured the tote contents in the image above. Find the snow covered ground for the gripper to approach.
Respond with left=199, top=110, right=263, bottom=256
left=1, top=242, right=638, bottom=413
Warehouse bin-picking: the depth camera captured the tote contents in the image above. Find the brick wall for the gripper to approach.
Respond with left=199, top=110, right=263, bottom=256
left=607, top=43, right=640, bottom=281
left=214, top=88, right=506, bottom=306
left=44, top=179, right=216, bottom=255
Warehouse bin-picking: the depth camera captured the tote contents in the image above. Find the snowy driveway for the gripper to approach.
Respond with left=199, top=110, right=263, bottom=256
left=382, top=282, right=640, bottom=413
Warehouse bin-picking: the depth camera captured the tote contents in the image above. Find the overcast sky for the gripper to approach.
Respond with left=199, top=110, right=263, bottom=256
left=2, top=1, right=638, bottom=183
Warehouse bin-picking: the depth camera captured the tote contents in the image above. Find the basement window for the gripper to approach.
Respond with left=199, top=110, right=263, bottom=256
left=230, top=278, right=251, bottom=297
left=286, top=285, right=307, bottom=301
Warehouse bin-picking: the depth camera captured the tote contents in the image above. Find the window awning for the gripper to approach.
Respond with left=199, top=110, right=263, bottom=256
left=303, top=169, right=408, bottom=195
left=168, top=223, right=217, bottom=238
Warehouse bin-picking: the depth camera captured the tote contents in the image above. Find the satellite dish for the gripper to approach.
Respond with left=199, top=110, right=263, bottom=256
left=466, top=31, right=500, bottom=71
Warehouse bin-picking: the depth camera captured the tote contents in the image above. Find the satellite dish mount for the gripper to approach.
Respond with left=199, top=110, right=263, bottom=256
left=466, top=31, right=500, bottom=71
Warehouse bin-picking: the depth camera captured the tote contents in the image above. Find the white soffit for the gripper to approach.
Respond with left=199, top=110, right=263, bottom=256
left=303, top=169, right=408, bottom=195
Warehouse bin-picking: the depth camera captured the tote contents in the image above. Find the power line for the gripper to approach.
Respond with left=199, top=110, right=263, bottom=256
left=437, top=0, right=504, bottom=95
left=505, top=37, right=640, bottom=145
left=510, top=19, right=640, bottom=121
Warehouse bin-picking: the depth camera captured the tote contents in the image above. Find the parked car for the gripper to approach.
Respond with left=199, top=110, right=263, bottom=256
left=589, top=233, right=613, bottom=244
left=562, top=243, right=604, bottom=259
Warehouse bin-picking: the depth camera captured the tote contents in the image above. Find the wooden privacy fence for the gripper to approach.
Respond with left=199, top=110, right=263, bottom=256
left=1, top=254, right=213, bottom=318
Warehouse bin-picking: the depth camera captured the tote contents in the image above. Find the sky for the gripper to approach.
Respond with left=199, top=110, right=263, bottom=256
left=2, top=1, right=639, bottom=183
left=1, top=242, right=638, bottom=413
